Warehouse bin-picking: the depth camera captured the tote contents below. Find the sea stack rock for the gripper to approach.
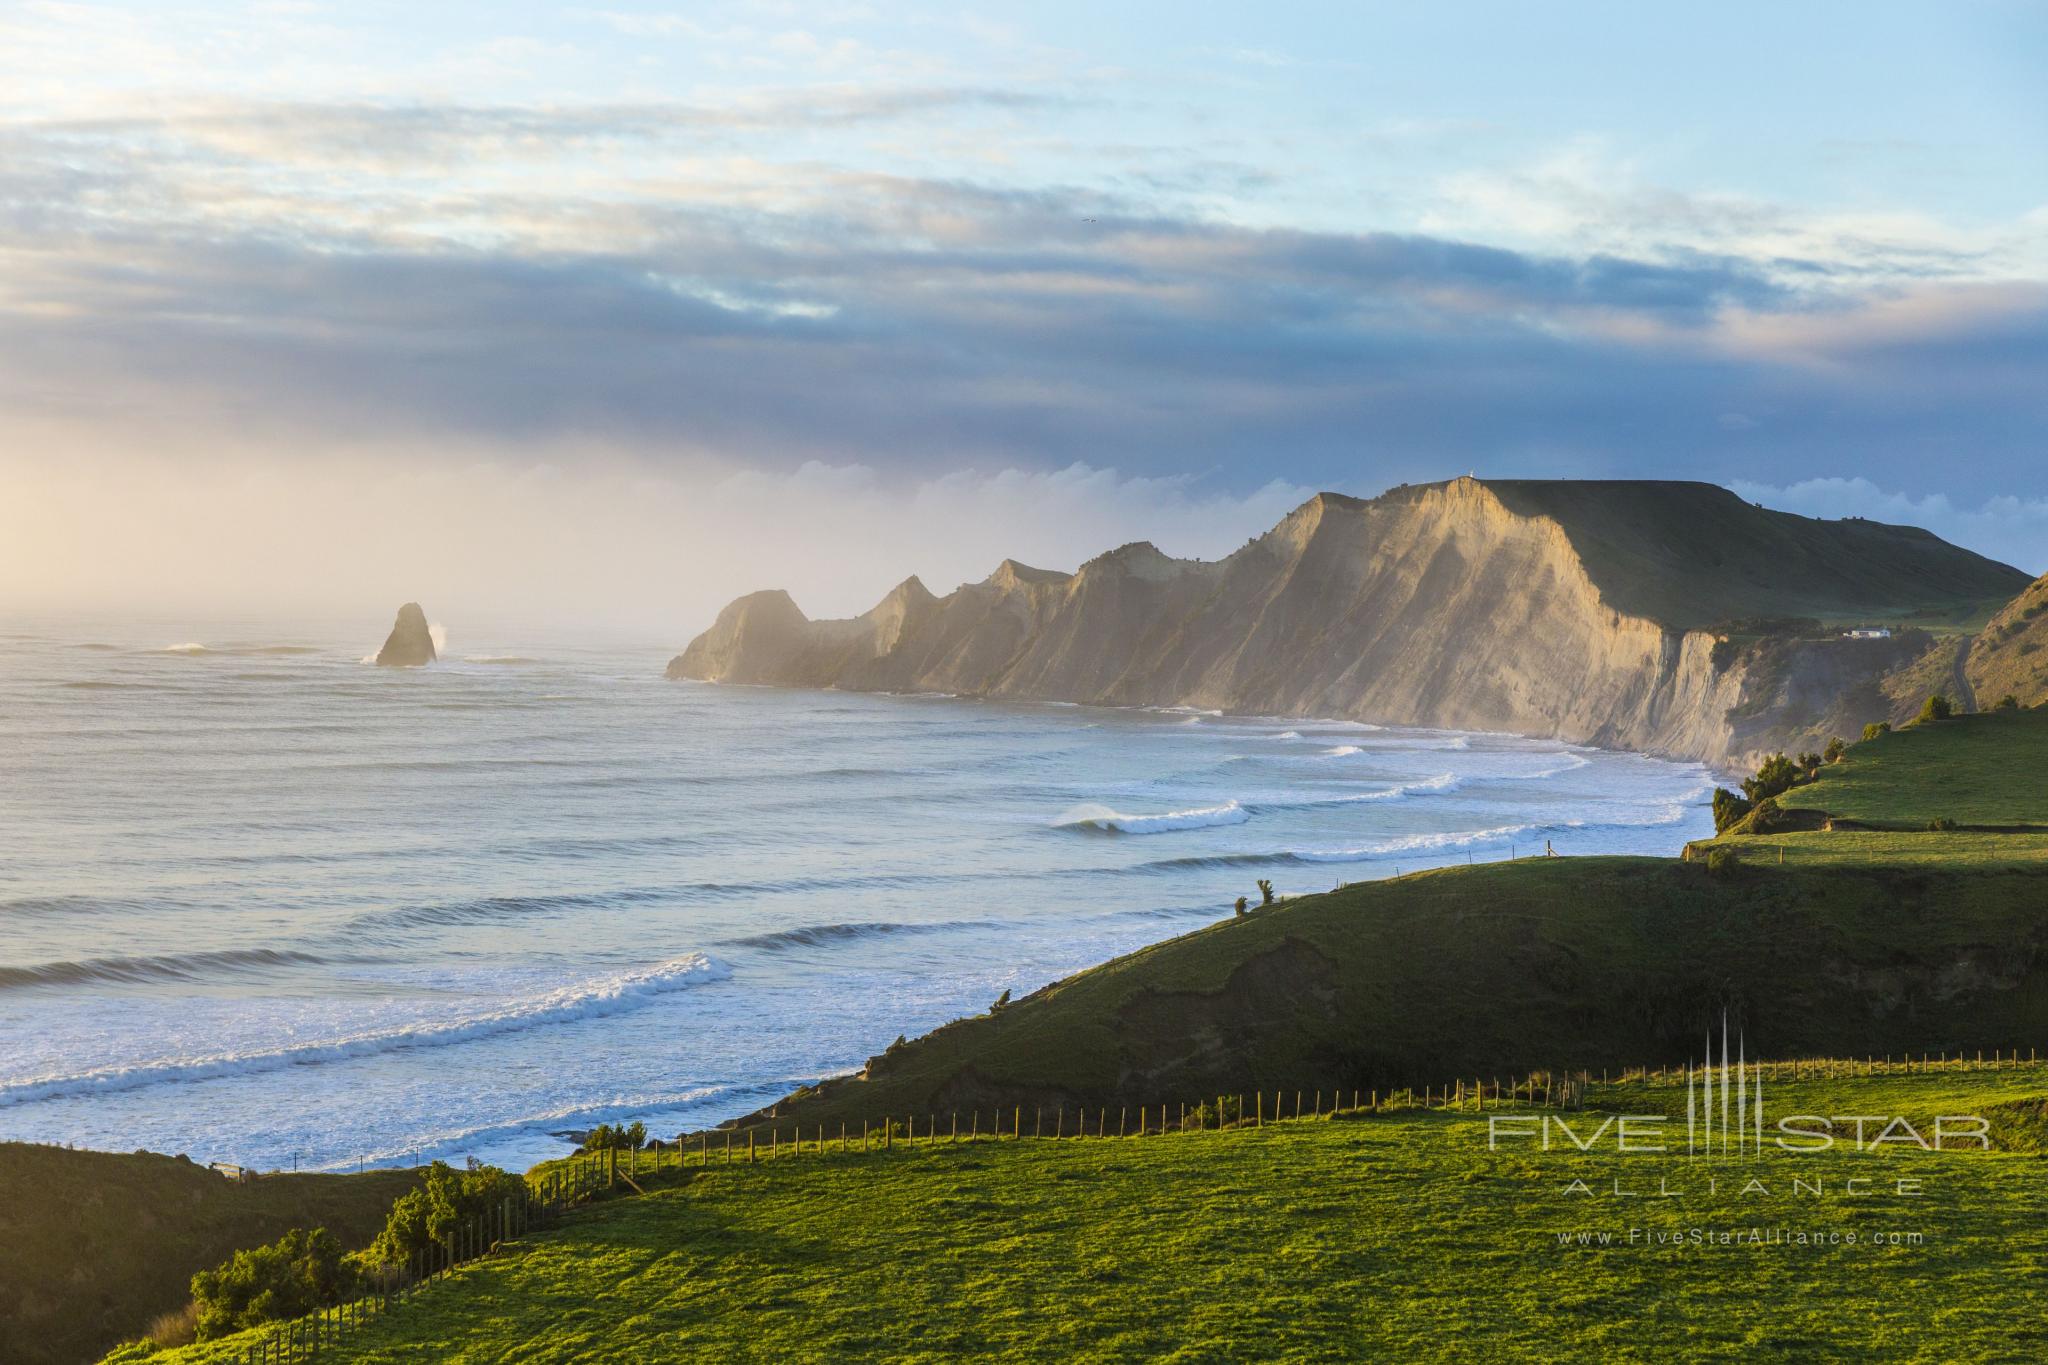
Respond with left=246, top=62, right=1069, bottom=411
left=375, top=602, right=437, bottom=667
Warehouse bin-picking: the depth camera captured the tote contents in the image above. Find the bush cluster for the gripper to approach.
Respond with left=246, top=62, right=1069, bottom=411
left=1711, top=788, right=1751, bottom=835
left=579, top=1122, right=647, bottom=1154
left=1741, top=753, right=1801, bottom=805
left=190, top=1228, right=357, bottom=1341
left=368, top=1161, right=527, bottom=1266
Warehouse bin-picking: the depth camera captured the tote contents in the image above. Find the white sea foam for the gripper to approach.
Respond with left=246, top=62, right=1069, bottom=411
left=1054, top=800, right=1251, bottom=834
left=1292, top=823, right=1542, bottom=862
left=0, top=953, right=731, bottom=1109
left=1322, top=745, right=1362, bottom=757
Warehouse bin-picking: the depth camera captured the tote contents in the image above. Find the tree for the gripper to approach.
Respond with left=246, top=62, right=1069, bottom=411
left=1917, top=693, right=1954, bottom=723
left=1796, top=751, right=1822, bottom=776
left=1823, top=736, right=1847, bottom=764
left=1862, top=721, right=1891, bottom=742
left=1233, top=896, right=1249, bottom=917
left=1740, top=753, right=1800, bottom=804
left=579, top=1121, right=646, bottom=1153
left=1996, top=694, right=2021, bottom=711
left=1711, top=788, right=1752, bottom=835
left=1256, top=879, right=1275, bottom=906
left=369, top=1162, right=528, bottom=1267
left=191, top=1227, right=357, bottom=1340
left=989, top=989, right=1011, bottom=1014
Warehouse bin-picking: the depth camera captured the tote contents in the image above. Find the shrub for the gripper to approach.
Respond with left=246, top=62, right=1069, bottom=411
left=191, top=1227, right=358, bottom=1340
left=1711, top=788, right=1752, bottom=834
left=989, top=989, right=1011, bottom=1014
left=578, top=1121, right=646, bottom=1154
left=1997, top=693, right=2021, bottom=711
left=1862, top=721, right=1891, bottom=742
left=1233, top=896, right=1249, bottom=916
left=1256, top=879, right=1275, bottom=906
left=1822, top=736, right=1847, bottom=763
left=368, top=1162, right=528, bottom=1267
left=1917, top=693, right=1954, bottom=723
left=1928, top=817, right=1958, bottom=832
left=1704, top=846, right=1741, bottom=878
left=1740, top=753, right=1800, bottom=804
left=1748, top=796, right=1792, bottom=834
left=1796, top=751, right=1822, bottom=775
left=147, top=1302, right=201, bottom=1350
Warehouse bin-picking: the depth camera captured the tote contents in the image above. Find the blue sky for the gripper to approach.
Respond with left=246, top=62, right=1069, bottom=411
left=0, top=2, right=2043, bottom=621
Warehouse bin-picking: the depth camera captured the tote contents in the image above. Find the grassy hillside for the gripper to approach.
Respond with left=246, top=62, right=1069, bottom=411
left=1477, top=479, right=2027, bottom=631
left=729, top=857, right=2048, bottom=1137
left=0, top=1145, right=417, bottom=1365
left=1777, top=706, right=2048, bottom=829
left=1967, top=571, right=2048, bottom=708
left=136, top=1066, right=2048, bottom=1363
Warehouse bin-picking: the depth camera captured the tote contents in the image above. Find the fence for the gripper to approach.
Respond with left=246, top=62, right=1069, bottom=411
left=239, top=1151, right=628, bottom=1362
left=232, top=1044, right=2045, bottom=1358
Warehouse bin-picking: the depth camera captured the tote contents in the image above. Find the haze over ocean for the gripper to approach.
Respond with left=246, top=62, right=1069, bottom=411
left=0, top=614, right=1712, bottom=1172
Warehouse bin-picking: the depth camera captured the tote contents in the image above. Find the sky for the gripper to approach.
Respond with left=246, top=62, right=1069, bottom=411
left=1, top=1, right=2044, bottom=633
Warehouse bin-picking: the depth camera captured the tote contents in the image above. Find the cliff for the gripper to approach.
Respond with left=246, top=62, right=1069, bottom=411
left=668, top=478, right=2028, bottom=768
left=374, top=602, right=436, bottom=667
left=1966, top=571, right=2048, bottom=708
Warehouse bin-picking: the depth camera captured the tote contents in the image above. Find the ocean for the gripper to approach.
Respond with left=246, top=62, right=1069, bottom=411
left=0, top=613, right=1715, bottom=1172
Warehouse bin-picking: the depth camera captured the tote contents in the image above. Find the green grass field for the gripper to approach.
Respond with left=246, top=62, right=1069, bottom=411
left=133, top=1066, right=2048, bottom=1363
left=1777, top=707, right=2048, bottom=829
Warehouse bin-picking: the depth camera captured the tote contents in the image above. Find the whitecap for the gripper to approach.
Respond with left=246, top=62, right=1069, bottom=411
left=1053, top=800, right=1251, bottom=834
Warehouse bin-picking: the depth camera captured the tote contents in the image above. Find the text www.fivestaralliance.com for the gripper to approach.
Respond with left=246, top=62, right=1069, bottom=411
left=1554, top=1227, right=1926, bottom=1249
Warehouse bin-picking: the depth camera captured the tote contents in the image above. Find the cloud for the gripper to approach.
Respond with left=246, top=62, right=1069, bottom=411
left=2, top=79, right=2046, bottom=619
left=1424, top=138, right=2048, bottom=286
left=1732, top=477, right=2048, bottom=576
left=3, top=146, right=2043, bottom=511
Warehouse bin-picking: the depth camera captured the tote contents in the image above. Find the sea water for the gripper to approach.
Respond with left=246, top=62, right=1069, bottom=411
left=0, top=613, right=1715, bottom=1171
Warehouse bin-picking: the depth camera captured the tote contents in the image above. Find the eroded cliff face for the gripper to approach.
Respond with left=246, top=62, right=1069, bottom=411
left=668, top=478, right=2028, bottom=769
left=1966, top=573, right=2048, bottom=708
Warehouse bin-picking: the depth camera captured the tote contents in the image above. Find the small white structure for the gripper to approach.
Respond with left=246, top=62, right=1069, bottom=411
left=1843, top=627, right=1893, bottom=640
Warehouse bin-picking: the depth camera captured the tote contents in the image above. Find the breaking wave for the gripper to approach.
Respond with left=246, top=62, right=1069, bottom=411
left=0, top=954, right=731, bottom=1109
left=1053, top=800, right=1251, bottom=834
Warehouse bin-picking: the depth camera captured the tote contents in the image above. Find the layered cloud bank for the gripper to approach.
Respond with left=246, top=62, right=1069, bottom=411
left=1, top=4, right=2041, bottom=613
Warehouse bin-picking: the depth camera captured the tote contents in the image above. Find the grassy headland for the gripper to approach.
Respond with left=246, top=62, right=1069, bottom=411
left=0, top=1145, right=416, bottom=1365
left=1774, top=705, right=2048, bottom=829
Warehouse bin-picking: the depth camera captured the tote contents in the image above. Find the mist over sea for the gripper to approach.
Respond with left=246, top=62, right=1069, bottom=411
left=0, top=613, right=1715, bottom=1172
